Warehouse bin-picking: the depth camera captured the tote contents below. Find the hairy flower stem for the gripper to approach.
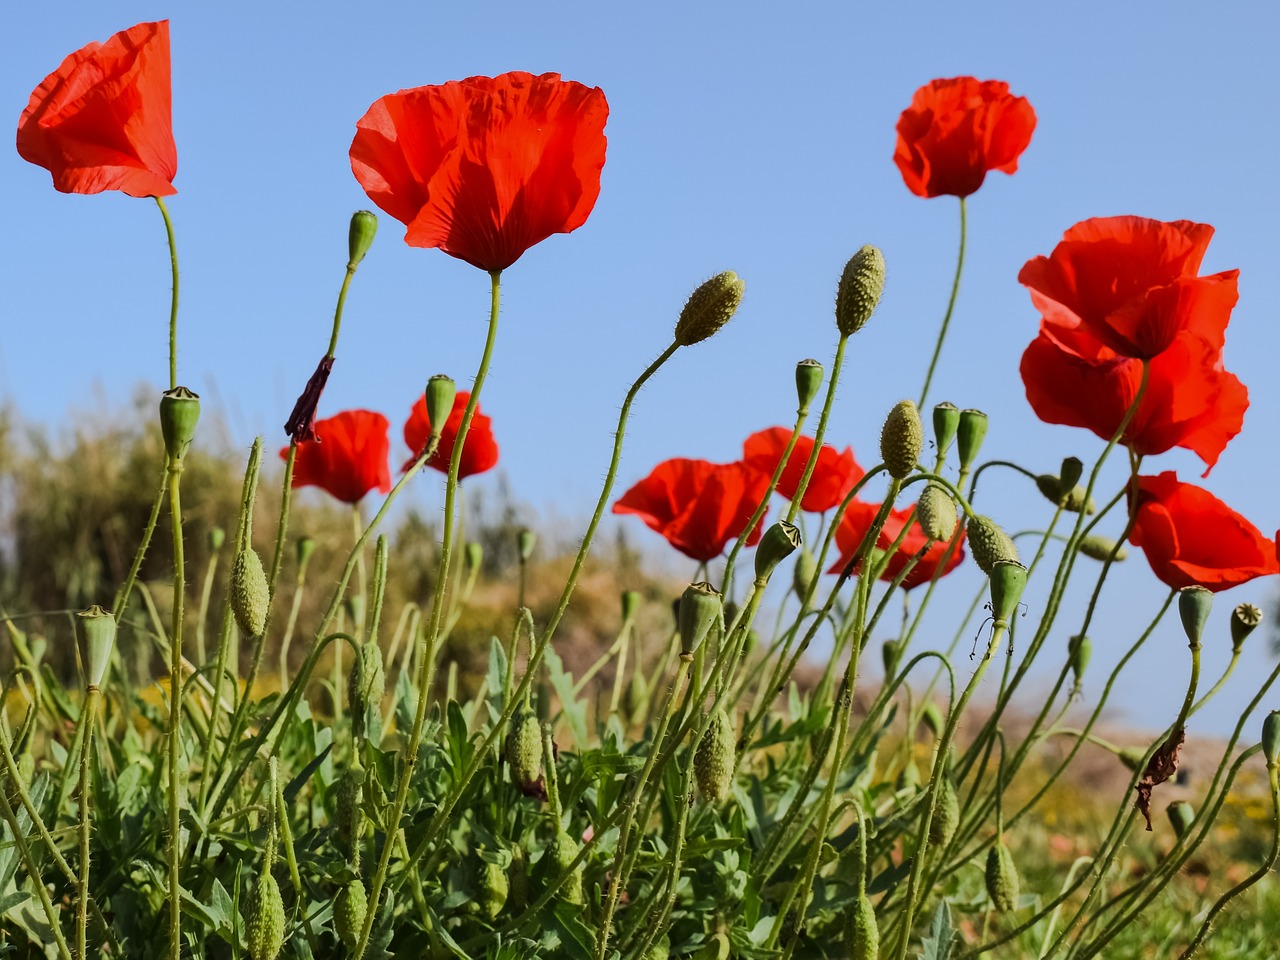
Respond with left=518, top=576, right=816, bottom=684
left=155, top=196, right=180, bottom=391
left=0, top=786, right=73, bottom=960
left=917, top=195, right=966, bottom=409
left=194, top=534, right=221, bottom=666
left=75, top=686, right=100, bottom=960
left=165, top=455, right=186, bottom=960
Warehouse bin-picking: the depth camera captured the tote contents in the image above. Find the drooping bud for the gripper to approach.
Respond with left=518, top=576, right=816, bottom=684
left=985, top=839, right=1020, bottom=912
left=505, top=704, right=543, bottom=790
left=835, top=245, right=885, bottom=337
left=1166, top=800, right=1195, bottom=838
left=425, top=375, right=457, bottom=439
left=1060, top=456, right=1084, bottom=490
left=464, top=542, right=483, bottom=576
left=966, top=516, right=1019, bottom=575
left=956, top=408, right=988, bottom=472
left=230, top=548, right=270, bottom=638
left=1068, top=635, right=1092, bottom=686
left=847, top=891, right=880, bottom=960
left=1078, top=535, right=1128, bottom=562
left=347, top=210, right=378, bottom=268
left=244, top=873, right=286, bottom=960
left=755, top=521, right=801, bottom=579
left=881, top=639, right=903, bottom=677
left=881, top=400, right=923, bottom=480
left=1035, top=474, right=1096, bottom=514
left=795, top=359, right=824, bottom=411
left=792, top=549, right=818, bottom=598
left=78, top=605, right=117, bottom=689
left=1231, top=603, right=1262, bottom=653
left=989, top=561, right=1028, bottom=628
left=478, top=856, right=510, bottom=920
left=1178, top=586, right=1213, bottom=647
left=553, top=830, right=584, bottom=904
left=929, top=776, right=960, bottom=846
left=674, top=271, right=745, bottom=347
left=334, top=765, right=365, bottom=846
left=621, top=590, right=642, bottom=624
left=517, top=529, right=537, bottom=562
left=694, top=707, right=736, bottom=804
left=159, top=386, right=201, bottom=462
left=916, top=483, right=958, bottom=542
left=347, top=641, right=386, bottom=741
left=1119, top=746, right=1147, bottom=772
left=207, top=527, right=225, bottom=551
left=1263, top=710, right=1280, bottom=767
left=921, top=701, right=945, bottom=739
left=933, top=402, right=960, bottom=462
left=295, top=535, right=316, bottom=568
left=334, top=877, right=368, bottom=949
left=678, top=582, right=722, bottom=656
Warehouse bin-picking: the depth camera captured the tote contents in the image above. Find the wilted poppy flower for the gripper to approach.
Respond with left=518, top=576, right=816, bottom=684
left=613, top=459, right=770, bottom=562
left=828, top=500, right=966, bottom=589
left=350, top=71, right=608, bottom=272
left=742, top=427, right=862, bottom=514
left=1129, top=472, right=1279, bottom=592
left=402, top=390, right=499, bottom=479
left=894, top=77, right=1035, bottom=199
left=284, top=410, right=392, bottom=505
left=17, top=20, right=177, bottom=198
left=1020, top=217, right=1239, bottom=360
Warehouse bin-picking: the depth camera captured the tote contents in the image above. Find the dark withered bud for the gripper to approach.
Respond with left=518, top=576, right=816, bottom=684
left=956, top=408, right=988, bottom=472
left=425, top=375, right=457, bottom=440
left=348, top=210, right=378, bottom=268
left=283, top=356, right=334, bottom=443
left=159, top=386, right=201, bottom=461
left=674, top=271, right=744, bottom=346
left=78, top=605, right=117, bottom=689
left=755, top=521, right=801, bottom=579
left=933, top=402, right=960, bottom=461
left=1231, top=603, right=1262, bottom=653
left=795, top=359, right=824, bottom=411
left=1178, top=586, right=1213, bottom=647
left=678, top=582, right=722, bottom=655
left=835, top=245, right=885, bottom=336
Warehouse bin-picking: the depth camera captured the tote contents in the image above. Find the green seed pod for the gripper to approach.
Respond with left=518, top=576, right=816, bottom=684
left=553, top=830, right=584, bottom=904
left=334, top=877, right=368, bottom=949
left=1231, top=603, right=1263, bottom=653
left=881, top=400, right=923, bottom=480
left=835, top=245, right=885, bottom=337
left=956, top=408, right=988, bottom=472
left=755, top=521, right=801, bottom=579
left=921, top=701, right=945, bottom=739
left=989, top=561, right=1028, bottom=628
left=207, top=527, right=226, bottom=551
left=517, top=528, right=537, bottom=562
left=847, top=891, right=879, bottom=960
left=348, top=209, right=378, bottom=268
left=230, top=548, right=270, bottom=638
left=642, top=937, right=671, bottom=960
left=78, top=604, right=117, bottom=689
left=1166, top=800, right=1196, bottom=838
left=881, top=638, right=903, bottom=677
left=505, top=705, right=543, bottom=789
left=929, top=776, right=959, bottom=847
left=335, top=766, right=364, bottom=847
left=695, top=707, right=736, bottom=804
left=674, top=271, right=745, bottom=346
left=424, top=374, right=457, bottom=440
left=985, top=839, right=1020, bottom=912
left=347, top=642, right=386, bottom=740
left=1077, top=535, right=1127, bottom=561
left=793, top=549, right=818, bottom=598
left=1068, top=635, right=1092, bottom=686
left=933, top=401, right=960, bottom=462
left=1178, top=586, right=1213, bottom=647
left=159, top=386, right=201, bottom=462
left=678, top=581, right=722, bottom=656
left=795, top=359, right=824, bottom=411
left=244, top=873, right=286, bottom=960
left=916, top=482, right=957, bottom=542
left=1263, top=710, right=1280, bottom=767
left=966, top=516, right=1018, bottom=575
left=477, top=858, right=509, bottom=920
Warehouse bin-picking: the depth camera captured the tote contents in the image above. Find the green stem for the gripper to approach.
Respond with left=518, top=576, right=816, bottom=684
left=155, top=197, right=180, bottom=390
left=76, top=687, right=100, bottom=960
left=0, top=787, right=73, bottom=960
left=166, top=458, right=186, bottom=960
left=917, top=195, right=966, bottom=410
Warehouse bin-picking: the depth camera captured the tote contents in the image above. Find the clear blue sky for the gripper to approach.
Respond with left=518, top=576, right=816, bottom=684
left=4, top=2, right=1279, bottom=737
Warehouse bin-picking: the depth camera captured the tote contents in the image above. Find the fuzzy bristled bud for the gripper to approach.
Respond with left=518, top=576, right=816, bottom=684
left=78, top=605, right=117, bottom=690
left=230, top=548, right=270, bottom=638
left=1178, top=586, right=1213, bottom=648
left=348, top=209, right=378, bottom=268
left=554, top=830, right=584, bottom=905
left=1231, top=603, right=1263, bottom=653
left=985, top=839, right=1020, bottom=912
left=929, top=776, right=960, bottom=847
left=505, top=705, right=543, bottom=791
left=1078, top=535, right=1128, bottom=562
left=244, top=873, right=286, bottom=960
left=916, top=483, right=957, bottom=542
left=674, top=271, right=745, bottom=346
left=835, top=245, right=885, bottom=337
left=678, top=581, right=722, bottom=656
left=694, top=707, right=737, bottom=804
left=1166, top=800, right=1196, bottom=838
left=956, top=408, right=988, bottom=472
left=478, top=857, right=510, bottom=920
left=795, top=359, right=824, bottom=411
left=966, top=516, right=1019, bottom=575
left=755, top=521, right=801, bottom=579
left=159, top=386, right=201, bottom=462
left=347, top=642, right=386, bottom=740
left=881, top=400, right=923, bottom=480
left=334, top=877, right=368, bottom=949
left=335, top=766, right=364, bottom=847
left=847, top=891, right=880, bottom=960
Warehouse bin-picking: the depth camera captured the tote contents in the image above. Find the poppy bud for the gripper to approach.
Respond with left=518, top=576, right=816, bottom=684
left=335, top=765, right=364, bottom=846
left=674, top=271, right=744, bottom=347
left=78, top=604, right=117, bottom=690
left=1119, top=746, right=1146, bottom=772
left=678, top=581, right=722, bottom=656
left=505, top=704, right=543, bottom=790
left=1068, top=634, right=1092, bottom=686
left=1060, top=456, right=1084, bottom=491
left=1034, top=474, right=1096, bottom=514
left=916, top=483, right=957, bottom=542
left=1166, top=800, right=1196, bottom=838
left=792, top=549, right=818, bottom=598
left=464, top=542, right=484, bottom=576
left=553, top=829, right=584, bottom=904
left=334, top=877, right=368, bottom=949
left=933, top=402, right=960, bottom=461
left=159, top=386, right=201, bottom=462
left=1231, top=603, right=1262, bottom=653
left=989, top=561, right=1028, bottom=629
left=880, top=400, right=923, bottom=480
left=694, top=707, right=736, bottom=804
left=643, top=938, right=671, bottom=960
left=425, top=375, right=457, bottom=439
left=755, top=521, right=801, bottom=579
left=625, top=670, right=649, bottom=721
left=1263, top=711, right=1280, bottom=768
left=244, top=873, right=286, bottom=960
left=231, top=548, right=270, bottom=639
left=921, top=701, right=945, bottom=739
left=956, top=408, right=988, bottom=472
left=967, top=515, right=1019, bottom=575
left=477, top=856, right=509, bottom=920
left=847, top=891, right=879, bottom=960
left=347, top=642, right=385, bottom=740
left=881, top=638, right=903, bottom=676
left=835, top=245, right=885, bottom=337
left=207, top=527, right=225, bottom=551
left=985, top=839, right=1020, bottom=912
left=1178, top=586, right=1213, bottom=648
left=508, top=845, right=530, bottom=912
left=296, top=535, right=316, bottom=569
left=1078, top=535, right=1128, bottom=562
left=348, top=209, right=378, bottom=268
left=621, top=590, right=642, bottom=624
left=517, top=528, right=537, bottom=562
left=795, top=359, right=824, bottom=411
left=929, top=776, right=959, bottom=846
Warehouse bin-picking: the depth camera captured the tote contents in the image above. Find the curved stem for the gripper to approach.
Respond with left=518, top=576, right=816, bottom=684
left=917, top=195, right=966, bottom=410
left=154, top=197, right=180, bottom=391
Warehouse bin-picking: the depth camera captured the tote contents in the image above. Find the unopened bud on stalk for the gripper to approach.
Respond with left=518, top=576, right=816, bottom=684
left=1119, top=746, right=1146, bottom=772
left=159, top=386, right=201, bottom=462
left=464, top=542, right=483, bottom=576
left=78, top=605, right=117, bottom=689
left=207, top=527, right=225, bottom=551
left=1060, top=456, right=1084, bottom=491
left=517, top=528, right=537, bottom=562
left=478, top=856, right=509, bottom=920
left=956, top=408, right=988, bottom=472
left=295, top=535, right=316, bottom=568
left=795, top=359, right=824, bottom=411
left=1178, top=586, right=1213, bottom=647
left=1262, top=710, right=1280, bottom=767
left=425, top=375, right=457, bottom=438
left=694, top=707, right=736, bottom=804
left=334, top=765, right=364, bottom=845
left=881, top=639, right=903, bottom=677
left=989, top=561, right=1028, bottom=629
left=1068, top=634, right=1092, bottom=686
left=505, top=704, right=543, bottom=790
left=1078, top=535, right=1128, bottom=562
left=916, top=483, right=957, bottom=542
left=674, top=271, right=744, bottom=346
left=621, top=590, right=642, bottom=623
left=231, top=548, right=270, bottom=638
left=554, top=829, right=584, bottom=904
left=643, top=937, right=671, bottom=960
left=847, top=891, right=879, bottom=960
left=1231, top=603, right=1262, bottom=653
left=1166, top=800, right=1195, bottom=838
left=929, top=776, right=960, bottom=846
left=347, top=642, right=385, bottom=740
left=933, top=402, right=960, bottom=461
left=334, top=877, right=368, bottom=949
left=345, top=595, right=365, bottom=627
left=625, top=670, right=649, bottom=721
left=793, top=549, right=818, bottom=598
left=1035, top=474, right=1096, bottom=514
left=755, top=521, right=801, bottom=579
left=967, top=516, right=1019, bottom=575
left=835, top=245, right=885, bottom=337
left=678, top=581, right=722, bottom=655
left=245, top=872, right=285, bottom=960
left=347, top=210, right=378, bottom=268
left=921, top=701, right=944, bottom=739
left=985, top=839, right=1020, bottom=912
left=881, top=400, right=923, bottom=480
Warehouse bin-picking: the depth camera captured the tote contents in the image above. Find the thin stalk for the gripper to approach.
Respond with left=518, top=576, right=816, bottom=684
left=0, top=787, right=73, bottom=960
left=75, top=687, right=100, bottom=960
left=193, top=540, right=220, bottom=667
left=165, top=456, right=186, bottom=960
left=917, top=195, right=966, bottom=409
left=155, top=196, right=180, bottom=391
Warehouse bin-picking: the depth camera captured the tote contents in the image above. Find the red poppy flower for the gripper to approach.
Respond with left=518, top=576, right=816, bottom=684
left=402, top=390, right=499, bottom=479
left=1019, top=218, right=1239, bottom=360
left=350, top=71, right=608, bottom=272
left=742, top=427, right=863, bottom=514
left=828, top=499, right=966, bottom=590
left=1129, top=472, right=1279, bottom=592
left=283, top=410, right=392, bottom=505
left=894, top=77, right=1036, bottom=199
left=17, top=21, right=177, bottom=198
left=612, top=459, right=770, bottom=562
